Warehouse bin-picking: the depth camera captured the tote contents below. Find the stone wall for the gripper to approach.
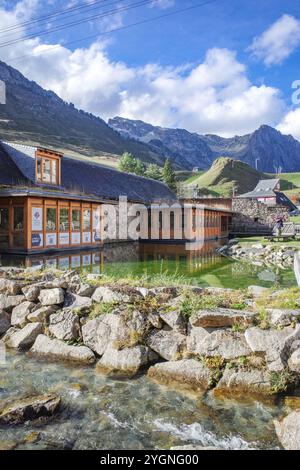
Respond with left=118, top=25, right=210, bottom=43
left=231, top=198, right=290, bottom=234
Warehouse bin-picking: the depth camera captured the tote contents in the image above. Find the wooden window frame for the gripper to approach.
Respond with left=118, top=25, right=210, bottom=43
left=35, top=151, right=61, bottom=186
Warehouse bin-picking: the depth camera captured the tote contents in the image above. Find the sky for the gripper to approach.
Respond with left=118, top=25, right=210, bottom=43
left=0, top=0, right=300, bottom=139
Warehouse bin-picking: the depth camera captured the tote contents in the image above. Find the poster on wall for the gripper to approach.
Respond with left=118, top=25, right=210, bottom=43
left=46, top=233, right=57, bottom=246
left=72, top=232, right=81, bottom=244
left=31, top=233, right=43, bottom=248
left=59, top=233, right=70, bottom=245
left=32, top=207, right=43, bottom=231
left=93, top=210, right=101, bottom=231
left=83, top=232, right=91, bottom=244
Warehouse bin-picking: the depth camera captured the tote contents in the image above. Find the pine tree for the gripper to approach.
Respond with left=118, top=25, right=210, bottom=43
left=118, top=152, right=137, bottom=174
left=162, top=158, right=177, bottom=191
left=135, top=159, right=146, bottom=176
left=145, top=163, right=162, bottom=181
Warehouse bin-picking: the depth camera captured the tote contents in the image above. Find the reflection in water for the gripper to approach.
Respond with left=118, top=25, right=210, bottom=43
left=0, top=240, right=296, bottom=289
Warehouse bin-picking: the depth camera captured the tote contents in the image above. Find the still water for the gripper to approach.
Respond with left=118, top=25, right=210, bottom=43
left=0, top=241, right=296, bottom=289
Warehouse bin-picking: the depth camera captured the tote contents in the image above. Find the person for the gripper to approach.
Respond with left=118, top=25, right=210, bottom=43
left=275, top=216, right=284, bottom=236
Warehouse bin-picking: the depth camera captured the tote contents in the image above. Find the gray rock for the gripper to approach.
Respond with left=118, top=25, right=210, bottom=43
left=148, top=359, right=212, bottom=391
left=21, top=285, right=41, bottom=302
left=0, top=294, right=25, bottom=312
left=49, top=310, right=80, bottom=341
left=30, top=334, right=95, bottom=364
left=186, top=326, right=210, bottom=355
left=1, top=327, right=19, bottom=343
left=76, top=284, right=96, bottom=297
left=39, top=288, right=65, bottom=306
left=97, top=344, right=157, bottom=376
left=92, top=286, right=125, bottom=303
left=82, top=315, right=117, bottom=356
left=160, top=309, right=187, bottom=334
left=5, top=322, right=43, bottom=350
left=11, top=301, right=35, bottom=327
left=0, top=278, right=24, bottom=295
left=0, top=310, right=10, bottom=335
left=146, top=329, right=186, bottom=361
left=274, top=411, right=300, bottom=450
left=0, top=393, right=61, bottom=425
left=288, top=349, right=300, bottom=373
left=267, top=309, right=300, bottom=328
left=171, top=445, right=221, bottom=450
left=63, top=292, right=92, bottom=314
left=190, top=308, right=254, bottom=328
left=245, top=326, right=295, bottom=364
left=214, top=366, right=272, bottom=397
left=148, top=311, right=163, bottom=329
left=196, top=330, right=251, bottom=360
left=136, top=287, right=149, bottom=298
left=27, top=306, right=58, bottom=323
left=248, top=285, right=269, bottom=297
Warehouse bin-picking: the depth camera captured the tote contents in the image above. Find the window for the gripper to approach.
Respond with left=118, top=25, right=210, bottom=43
left=72, top=209, right=81, bottom=231
left=83, top=209, right=91, bottom=231
left=36, top=154, right=60, bottom=185
left=13, top=207, right=24, bottom=231
left=46, top=208, right=57, bottom=232
left=60, top=209, right=69, bottom=232
left=0, top=208, right=9, bottom=231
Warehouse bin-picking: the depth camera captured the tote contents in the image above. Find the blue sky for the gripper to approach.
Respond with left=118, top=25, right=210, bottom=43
left=0, top=0, right=300, bottom=139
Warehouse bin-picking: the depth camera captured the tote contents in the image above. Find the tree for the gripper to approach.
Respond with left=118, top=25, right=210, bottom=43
left=162, top=158, right=177, bottom=192
left=118, top=152, right=137, bottom=174
left=135, top=159, right=146, bottom=176
left=145, top=163, right=162, bottom=181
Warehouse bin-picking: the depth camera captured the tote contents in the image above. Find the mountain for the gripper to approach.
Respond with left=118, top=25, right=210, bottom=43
left=184, top=157, right=270, bottom=197
left=109, top=117, right=300, bottom=173
left=0, top=60, right=162, bottom=165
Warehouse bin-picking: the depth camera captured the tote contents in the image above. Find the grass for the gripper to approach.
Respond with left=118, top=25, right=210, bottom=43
left=237, top=236, right=300, bottom=248
left=81, top=271, right=194, bottom=289
left=256, top=287, right=300, bottom=310
left=88, top=301, right=118, bottom=319
left=270, top=370, right=299, bottom=394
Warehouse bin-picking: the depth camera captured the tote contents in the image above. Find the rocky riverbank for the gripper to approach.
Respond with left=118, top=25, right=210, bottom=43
left=218, top=240, right=295, bottom=268
left=0, top=266, right=300, bottom=449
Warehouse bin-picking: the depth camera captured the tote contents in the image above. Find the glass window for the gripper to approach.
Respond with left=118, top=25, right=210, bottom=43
left=0, top=208, right=9, bottom=231
left=13, top=207, right=24, bottom=231
left=37, top=157, right=42, bottom=181
left=60, top=208, right=69, bottom=232
left=43, top=159, right=51, bottom=183
left=72, top=209, right=81, bottom=231
left=46, top=208, right=57, bottom=231
left=83, top=209, right=91, bottom=231
left=51, top=160, right=58, bottom=184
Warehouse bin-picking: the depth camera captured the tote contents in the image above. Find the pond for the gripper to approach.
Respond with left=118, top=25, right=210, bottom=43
left=0, top=241, right=296, bottom=290
left=0, top=351, right=285, bottom=450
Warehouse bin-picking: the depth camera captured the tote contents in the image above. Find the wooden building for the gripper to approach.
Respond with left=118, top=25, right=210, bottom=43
left=0, top=142, right=232, bottom=255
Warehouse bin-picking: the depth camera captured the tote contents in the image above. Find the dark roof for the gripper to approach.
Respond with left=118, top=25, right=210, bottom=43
left=0, top=141, right=176, bottom=204
left=237, top=179, right=280, bottom=199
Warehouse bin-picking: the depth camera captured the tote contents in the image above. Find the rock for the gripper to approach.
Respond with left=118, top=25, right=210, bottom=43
left=21, top=285, right=41, bottom=302
left=76, top=284, right=96, bottom=297
left=171, top=445, right=221, bottom=450
left=160, top=310, right=187, bottom=334
left=148, top=359, right=212, bottom=391
left=248, top=286, right=269, bottom=297
left=1, top=327, right=19, bottom=343
left=63, top=292, right=92, bottom=314
left=245, top=326, right=295, bottom=364
left=148, top=311, right=163, bottom=329
left=0, top=294, right=25, bottom=312
left=0, top=310, right=10, bottom=335
left=27, top=306, right=58, bottom=323
left=30, top=334, right=95, bottom=364
left=0, top=278, right=24, bottom=295
left=97, top=344, right=158, bottom=376
left=195, top=330, right=251, bottom=360
left=92, top=286, right=125, bottom=303
left=190, top=308, right=254, bottom=328
left=267, top=309, right=300, bottom=328
left=0, top=393, right=60, bottom=424
left=49, top=310, right=80, bottom=341
left=214, top=366, right=272, bottom=397
left=136, top=287, right=149, bottom=298
left=82, top=315, right=116, bottom=356
left=274, top=411, right=300, bottom=450
left=11, top=301, right=35, bottom=327
left=284, top=396, right=300, bottom=410
left=39, top=288, right=65, bottom=306
left=288, top=349, right=300, bottom=373
left=146, top=329, right=186, bottom=361
left=186, top=326, right=210, bottom=355
left=5, top=323, right=43, bottom=350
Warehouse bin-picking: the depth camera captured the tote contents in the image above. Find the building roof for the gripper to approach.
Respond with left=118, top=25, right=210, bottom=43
left=0, top=141, right=176, bottom=204
left=237, top=179, right=280, bottom=199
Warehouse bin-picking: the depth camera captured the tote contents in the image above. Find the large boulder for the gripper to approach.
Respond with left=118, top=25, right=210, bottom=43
left=274, top=411, right=300, bottom=450
left=0, top=294, right=25, bottom=312
left=92, top=286, right=125, bottom=303
left=5, top=322, right=43, bottom=350
left=76, top=284, right=96, bottom=297
left=0, top=278, right=24, bottom=295
left=267, top=309, right=300, bottom=328
left=30, top=334, right=95, bottom=364
left=186, top=326, right=210, bottom=356
left=21, top=285, right=41, bottom=302
left=27, top=305, right=58, bottom=323
left=49, top=310, right=80, bottom=341
left=97, top=344, right=157, bottom=376
left=146, top=329, right=186, bottom=361
left=195, top=330, right=251, bottom=360
left=288, top=349, right=300, bottom=373
left=190, top=308, right=254, bottom=328
left=63, top=293, right=92, bottom=314
left=39, top=288, right=64, bottom=306
left=0, top=394, right=60, bottom=425
left=214, top=366, right=272, bottom=397
left=82, top=314, right=118, bottom=356
left=160, top=310, right=187, bottom=334
left=11, top=301, right=35, bottom=327
left=148, top=359, right=213, bottom=391
left=0, top=310, right=11, bottom=335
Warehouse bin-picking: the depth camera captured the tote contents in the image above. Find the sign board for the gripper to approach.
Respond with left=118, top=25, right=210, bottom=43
left=72, top=232, right=81, bottom=244
left=31, top=233, right=43, bottom=248
left=46, top=233, right=57, bottom=246
left=59, top=233, right=70, bottom=245
left=32, top=207, right=43, bottom=231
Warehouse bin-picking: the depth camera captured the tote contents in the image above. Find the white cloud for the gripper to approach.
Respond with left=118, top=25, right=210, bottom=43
left=249, top=14, right=300, bottom=65
left=0, top=1, right=297, bottom=140
left=150, top=0, right=175, bottom=9
left=277, top=108, right=300, bottom=140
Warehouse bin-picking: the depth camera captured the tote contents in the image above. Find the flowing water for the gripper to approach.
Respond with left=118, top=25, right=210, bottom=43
left=0, top=351, right=286, bottom=450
